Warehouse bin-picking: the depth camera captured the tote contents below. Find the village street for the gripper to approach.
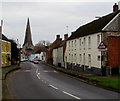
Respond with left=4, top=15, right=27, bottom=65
left=6, top=62, right=119, bottom=100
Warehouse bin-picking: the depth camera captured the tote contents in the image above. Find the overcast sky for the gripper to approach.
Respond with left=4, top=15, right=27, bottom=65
left=1, top=0, right=119, bottom=47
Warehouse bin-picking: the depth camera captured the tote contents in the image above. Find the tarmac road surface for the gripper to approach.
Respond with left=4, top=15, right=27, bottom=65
left=7, top=62, right=119, bottom=100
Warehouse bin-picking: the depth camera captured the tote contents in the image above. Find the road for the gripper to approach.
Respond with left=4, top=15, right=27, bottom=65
left=7, top=62, right=119, bottom=100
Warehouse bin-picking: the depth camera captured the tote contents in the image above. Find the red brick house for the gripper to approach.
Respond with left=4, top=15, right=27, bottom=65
left=46, top=35, right=62, bottom=64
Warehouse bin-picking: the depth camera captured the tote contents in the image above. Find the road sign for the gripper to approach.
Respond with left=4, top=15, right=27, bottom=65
left=98, top=41, right=107, bottom=51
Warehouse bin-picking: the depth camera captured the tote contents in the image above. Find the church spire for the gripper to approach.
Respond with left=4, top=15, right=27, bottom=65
left=23, top=18, right=34, bottom=50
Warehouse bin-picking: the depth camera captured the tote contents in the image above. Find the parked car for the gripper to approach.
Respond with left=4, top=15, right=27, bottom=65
left=20, top=58, right=28, bottom=62
left=31, top=59, right=39, bottom=64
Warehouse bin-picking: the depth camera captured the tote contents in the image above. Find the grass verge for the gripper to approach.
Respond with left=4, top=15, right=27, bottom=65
left=87, top=76, right=120, bottom=92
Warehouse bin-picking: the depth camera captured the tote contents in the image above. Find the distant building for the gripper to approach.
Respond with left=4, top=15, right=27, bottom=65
left=29, top=46, right=48, bottom=61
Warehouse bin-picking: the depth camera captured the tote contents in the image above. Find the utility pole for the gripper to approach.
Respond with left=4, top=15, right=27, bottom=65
left=0, top=20, right=3, bottom=67
left=0, top=20, right=3, bottom=101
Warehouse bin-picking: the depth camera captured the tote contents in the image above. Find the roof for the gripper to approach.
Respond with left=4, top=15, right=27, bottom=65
left=33, top=46, right=48, bottom=53
left=53, top=40, right=63, bottom=49
left=67, top=10, right=120, bottom=40
left=2, top=34, right=9, bottom=41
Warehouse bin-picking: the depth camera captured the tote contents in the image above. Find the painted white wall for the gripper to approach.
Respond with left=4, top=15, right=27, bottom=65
left=65, top=32, right=101, bottom=68
left=58, top=47, right=64, bottom=67
left=34, top=52, right=46, bottom=61
left=118, top=1, right=120, bottom=10
left=53, top=49, right=58, bottom=65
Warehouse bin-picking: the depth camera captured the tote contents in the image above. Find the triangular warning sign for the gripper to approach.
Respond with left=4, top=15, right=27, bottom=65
left=98, top=41, right=107, bottom=49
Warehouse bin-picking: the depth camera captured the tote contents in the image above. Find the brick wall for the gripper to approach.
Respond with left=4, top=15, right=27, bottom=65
left=107, top=36, right=120, bottom=67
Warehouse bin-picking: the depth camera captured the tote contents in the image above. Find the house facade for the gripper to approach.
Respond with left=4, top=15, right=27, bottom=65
left=46, top=35, right=62, bottom=64
left=65, top=33, right=101, bottom=73
left=53, top=34, right=68, bottom=67
left=65, top=8, right=120, bottom=75
left=1, top=34, right=11, bottom=67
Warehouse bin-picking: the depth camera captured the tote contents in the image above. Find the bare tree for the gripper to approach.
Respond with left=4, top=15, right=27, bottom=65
left=35, top=40, right=51, bottom=46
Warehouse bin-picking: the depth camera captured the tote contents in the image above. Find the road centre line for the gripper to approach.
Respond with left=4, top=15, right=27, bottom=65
left=49, top=84, right=58, bottom=90
left=36, top=69, right=38, bottom=73
left=62, top=91, right=81, bottom=99
left=37, top=73, right=41, bottom=79
left=37, top=75, right=40, bottom=79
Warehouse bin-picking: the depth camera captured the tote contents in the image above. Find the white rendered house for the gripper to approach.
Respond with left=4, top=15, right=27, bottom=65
left=65, top=10, right=120, bottom=74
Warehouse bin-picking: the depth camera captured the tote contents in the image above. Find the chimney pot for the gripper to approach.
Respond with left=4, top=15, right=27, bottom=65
left=113, top=3, right=118, bottom=12
left=56, top=35, right=60, bottom=40
left=64, top=34, right=68, bottom=40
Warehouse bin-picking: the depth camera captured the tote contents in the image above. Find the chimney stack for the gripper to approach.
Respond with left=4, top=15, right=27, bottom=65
left=64, top=34, right=68, bottom=40
left=56, top=35, right=60, bottom=40
left=113, top=3, right=118, bottom=12
left=71, top=32, right=75, bottom=35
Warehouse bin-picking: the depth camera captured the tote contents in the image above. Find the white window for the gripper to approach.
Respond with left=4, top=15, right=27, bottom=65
left=74, top=54, right=76, bottom=62
left=88, top=54, right=91, bottom=67
left=75, top=40, right=76, bottom=50
left=79, top=54, right=82, bottom=63
left=97, top=55, right=101, bottom=61
left=88, top=37, right=91, bottom=49
left=72, top=54, right=73, bottom=62
left=83, top=53, right=85, bottom=65
left=69, top=41, right=70, bottom=47
left=97, top=35, right=100, bottom=45
left=79, top=39, right=81, bottom=50
left=83, top=37, right=86, bottom=50
left=72, top=41, right=73, bottom=47
left=69, top=54, right=71, bottom=61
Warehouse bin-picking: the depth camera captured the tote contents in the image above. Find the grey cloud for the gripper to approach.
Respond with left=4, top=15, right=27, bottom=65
left=2, top=2, right=114, bottom=45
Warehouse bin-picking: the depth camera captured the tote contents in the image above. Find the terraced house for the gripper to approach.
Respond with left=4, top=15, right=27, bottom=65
left=65, top=4, right=120, bottom=75
left=1, top=34, right=11, bottom=67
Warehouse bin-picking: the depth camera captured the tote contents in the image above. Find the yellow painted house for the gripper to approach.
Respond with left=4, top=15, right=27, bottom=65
left=1, top=34, right=11, bottom=67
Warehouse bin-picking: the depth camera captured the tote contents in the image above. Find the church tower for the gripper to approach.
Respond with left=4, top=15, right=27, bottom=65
left=23, top=18, right=34, bottom=50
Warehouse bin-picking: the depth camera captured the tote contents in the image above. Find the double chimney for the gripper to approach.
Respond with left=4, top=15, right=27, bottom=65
left=56, top=34, right=68, bottom=41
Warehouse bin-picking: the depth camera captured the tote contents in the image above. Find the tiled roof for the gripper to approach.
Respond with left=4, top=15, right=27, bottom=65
left=2, top=34, right=9, bottom=41
left=67, top=11, right=120, bottom=40
left=33, top=46, right=48, bottom=53
left=53, top=41, right=63, bottom=49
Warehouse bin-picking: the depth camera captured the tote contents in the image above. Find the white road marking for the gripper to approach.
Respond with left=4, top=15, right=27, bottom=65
left=37, top=73, right=41, bottom=79
left=62, top=91, right=81, bottom=99
left=37, top=75, right=40, bottom=79
left=24, top=70, right=32, bottom=72
left=53, top=70, right=58, bottom=73
left=36, top=69, right=38, bottom=73
left=37, top=73, right=40, bottom=75
left=49, top=84, right=58, bottom=90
